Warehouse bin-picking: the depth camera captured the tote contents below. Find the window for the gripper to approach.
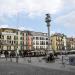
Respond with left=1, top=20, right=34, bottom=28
left=16, top=32, right=18, bottom=35
left=1, top=46, right=3, bottom=50
left=46, top=42, right=48, bottom=45
left=36, top=46, right=39, bottom=49
left=12, top=41, right=13, bottom=45
left=16, top=41, right=18, bottom=45
left=20, top=37, right=22, bottom=40
left=40, top=46, right=43, bottom=49
left=20, top=32, right=22, bottom=35
left=14, top=41, right=16, bottom=44
left=2, top=35, right=4, bottom=39
left=20, top=32, right=24, bottom=36
left=40, top=37, right=42, bottom=40
left=7, top=40, right=11, bottom=44
left=40, top=41, right=45, bottom=45
left=22, top=33, right=24, bottom=36
left=33, top=37, right=35, bottom=40
left=40, top=41, right=42, bottom=45
left=14, top=36, right=18, bottom=40
left=7, top=46, right=11, bottom=50
left=22, top=37, right=24, bottom=40
left=0, top=45, right=1, bottom=48
left=43, top=41, right=45, bottom=45
left=20, top=41, right=23, bottom=45
left=0, top=40, right=1, bottom=44
left=40, top=37, right=44, bottom=40
left=46, top=38, right=48, bottom=40
left=36, top=37, right=39, bottom=40
left=9, top=41, right=11, bottom=43
left=33, top=42, right=35, bottom=45
left=7, top=36, right=9, bottom=39
left=61, top=39, right=62, bottom=41
left=0, top=35, right=1, bottom=38
left=42, top=41, right=43, bottom=45
left=20, top=46, right=23, bottom=50
left=7, top=36, right=11, bottom=39
left=36, top=41, right=39, bottom=45
left=42, top=37, right=44, bottom=40
left=26, top=33, right=28, bottom=36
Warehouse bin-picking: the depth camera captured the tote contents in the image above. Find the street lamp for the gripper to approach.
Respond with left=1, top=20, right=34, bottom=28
left=45, top=13, right=51, bottom=55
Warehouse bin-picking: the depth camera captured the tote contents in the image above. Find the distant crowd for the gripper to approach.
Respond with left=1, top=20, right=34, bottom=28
left=0, top=50, right=46, bottom=58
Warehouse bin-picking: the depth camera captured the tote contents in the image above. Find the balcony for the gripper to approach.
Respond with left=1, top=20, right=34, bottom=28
left=2, top=32, right=16, bottom=35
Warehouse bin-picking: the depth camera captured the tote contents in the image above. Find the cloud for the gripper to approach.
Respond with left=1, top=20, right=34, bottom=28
left=55, top=10, right=75, bottom=37
left=0, top=24, right=17, bottom=29
left=50, top=31, right=55, bottom=34
left=60, top=0, right=75, bottom=13
left=56, top=11, right=75, bottom=28
left=0, top=0, right=17, bottom=16
left=0, top=24, right=34, bottom=31
left=18, top=26, right=34, bottom=31
left=54, top=0, right=75, bottom=36
left=0, top=25, right=9, bottom=28
left=0, top=0, right=62, bottom=17
left=62, top=0, right=75, bottom=6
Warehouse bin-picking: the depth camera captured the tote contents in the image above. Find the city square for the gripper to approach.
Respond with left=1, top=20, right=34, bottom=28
left=0, top=0, right=75, bottom=75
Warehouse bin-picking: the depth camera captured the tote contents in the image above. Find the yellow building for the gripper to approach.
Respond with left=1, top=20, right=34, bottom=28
left=51, top=33, right=67, bottom=52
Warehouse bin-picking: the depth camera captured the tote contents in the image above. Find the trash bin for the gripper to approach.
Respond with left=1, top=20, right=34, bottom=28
left=69, top=56, right=75, bottom=65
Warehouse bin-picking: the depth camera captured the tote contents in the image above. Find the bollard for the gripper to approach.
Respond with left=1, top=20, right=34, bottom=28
left=16, top=54, right=19, bottom=63
left=16, top=56, right=18, bottom=63
left=5, top=55, right=7, bottom=61
left=61, top=55, right=65, bottom=67
left=6, top=57, right=7, bottom=61
left=28, top=57, right=31, bottom=63
left=10, top=56, right=12, bottom=62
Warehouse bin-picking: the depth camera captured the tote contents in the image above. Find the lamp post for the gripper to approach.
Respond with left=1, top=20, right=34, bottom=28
left=45, top=14, right=51, bottom=55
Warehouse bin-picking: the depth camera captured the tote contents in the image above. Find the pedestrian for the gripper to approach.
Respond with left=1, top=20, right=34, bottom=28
left=4, top=51, right=8, bottom=60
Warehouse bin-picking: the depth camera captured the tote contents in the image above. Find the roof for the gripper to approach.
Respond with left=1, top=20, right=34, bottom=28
left=51, top=33, right=66, bottom=37
left=0, top=28, right=48, bottom=36
left=24, top=30, right=48, bottom=37
left=31, top=31, right=48, bottom=36
left=0, top=28, right=26, bottom=32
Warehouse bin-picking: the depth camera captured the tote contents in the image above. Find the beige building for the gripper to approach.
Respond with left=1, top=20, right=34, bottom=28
left=0, top=28, right=26, bottom=52
left=67, top=37, right=75, bottom=50
left=51, top=33, right=67, bottom=52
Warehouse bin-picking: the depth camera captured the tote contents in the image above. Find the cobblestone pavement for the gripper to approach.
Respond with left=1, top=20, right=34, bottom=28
left=0, top=57, right=75, bottom=75
left=0, top=61, right=75, bottom=75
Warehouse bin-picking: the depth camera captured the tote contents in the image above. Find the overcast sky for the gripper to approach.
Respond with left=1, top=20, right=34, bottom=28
left=0, top=0, right=75, bottom=37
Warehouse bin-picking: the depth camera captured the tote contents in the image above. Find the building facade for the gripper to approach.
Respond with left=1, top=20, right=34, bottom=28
left=1, top=28, right=72, bottom=55
left=24, top=31, right=33, bottom=51
left=24, top=31, right=49, bottom=54
left=31, top=31, right=48, bottom=50
left=51, top=33, right=67, bottom=52
left=17, top=30, right=26, bottom=51
left=0, top=28, right=26, bottom=52
left=0, top=28, right=49, bottom=55
left=66, top=37, right=75, bottom=50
